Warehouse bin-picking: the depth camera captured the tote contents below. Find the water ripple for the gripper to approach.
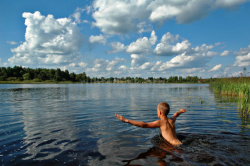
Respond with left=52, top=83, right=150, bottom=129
left=0, top=84, right=249, bottom=165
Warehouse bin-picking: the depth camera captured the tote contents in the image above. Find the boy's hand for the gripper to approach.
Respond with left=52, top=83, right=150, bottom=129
left=171, top=108, right=187, bottom=121
left=179, top=109, right=186, bottom=113
left=115, top=113, right=128, bottom=123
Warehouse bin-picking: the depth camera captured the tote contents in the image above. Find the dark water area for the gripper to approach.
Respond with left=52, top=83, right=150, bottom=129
left=0, top=84, right=249, bottom=166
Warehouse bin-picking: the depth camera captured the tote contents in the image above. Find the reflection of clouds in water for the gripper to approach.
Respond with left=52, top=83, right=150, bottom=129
left=1, top=83, right=248, bottom=165
left=86, top=84, right=218, bottom=134
left=89, top=130, right=152, bottom=165
left=86, top=84, right=228, bottom=164
left=87, top=104, right=162, bottom=165
left=7, top=87, right=79, bottom=160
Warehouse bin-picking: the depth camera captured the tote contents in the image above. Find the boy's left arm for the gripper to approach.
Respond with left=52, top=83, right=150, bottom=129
left=115, top=113, right=160, bottom=128
left=170, top=109, right=187, bottom=122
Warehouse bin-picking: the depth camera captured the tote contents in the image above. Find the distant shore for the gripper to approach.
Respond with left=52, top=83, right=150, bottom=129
left=0, top=80, right=205, bottom=84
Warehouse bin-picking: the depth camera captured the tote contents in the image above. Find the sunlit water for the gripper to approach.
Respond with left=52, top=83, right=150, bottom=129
left=0, top=83, right=249, bottom=165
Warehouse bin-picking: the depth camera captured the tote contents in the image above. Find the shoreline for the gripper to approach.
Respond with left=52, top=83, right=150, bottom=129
left=0, top=81, right=206, bottom=84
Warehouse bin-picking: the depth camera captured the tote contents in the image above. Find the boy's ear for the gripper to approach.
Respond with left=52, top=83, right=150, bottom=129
left=159, top=110, right=162, bottom=115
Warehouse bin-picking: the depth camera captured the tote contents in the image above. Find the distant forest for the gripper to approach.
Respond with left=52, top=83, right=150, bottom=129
left=0, top=66, right=204, bottom=83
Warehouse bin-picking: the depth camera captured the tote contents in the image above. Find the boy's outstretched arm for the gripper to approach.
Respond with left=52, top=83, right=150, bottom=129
left=170, top=109, right=187, bottom=122
left=115, top=113, right=160, bottom=128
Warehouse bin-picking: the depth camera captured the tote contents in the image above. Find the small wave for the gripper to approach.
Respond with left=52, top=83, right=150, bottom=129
left=149, top=132, right=250, bottom=165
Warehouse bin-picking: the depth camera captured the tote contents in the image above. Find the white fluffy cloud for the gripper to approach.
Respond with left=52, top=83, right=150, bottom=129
left=127, top=31, right=157, bottom=54
left=91, top=0, right=150, bottom=34
left=89, top=34, right=107, bottom=45
left=107, top=42, right=127, bottom=54
left=130, top=54, right=147, bottom=67
left=69, top=62, right=88, bottom=68
left=91, top=0, right=247, bottom=34
left=86, top=57, right=126, bottom=75
left=119, top=65, right=128, bottom=70
left=156, top=42, right=218, bottom=70
left=139, top=62, right=152, bottom=70
left=147, top=0, right=213, bottom=24
left=209, top=64, right=222, bottom=72
left=71, top=7, right=87, bottom=24
left=154, top=32, right=191, bottom=56
left=214, top=0, right=248, bottom=8
left=181, top=67, right=204, bottom=73
left=8, top=11, right=85, bottom=67
left=112, top=31, right=219, bottom=73
left=7, top=41, right=18, bottom=45
left=220, top=50, right=231, bottom=56
left=233, top=45, right=250, bottom=67
left=134, top=43, right=218, bottom=72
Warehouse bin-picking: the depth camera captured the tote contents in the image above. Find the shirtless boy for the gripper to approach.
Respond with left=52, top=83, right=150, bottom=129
left=115, top=102, right=186, bottom=146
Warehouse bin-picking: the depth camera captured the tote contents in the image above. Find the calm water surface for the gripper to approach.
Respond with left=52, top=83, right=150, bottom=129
left=0, top=84, right=249, bottom=166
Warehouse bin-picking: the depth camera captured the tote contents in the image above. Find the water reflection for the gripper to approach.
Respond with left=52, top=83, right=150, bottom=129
left=0, top=83, right=249, bottom=165
left=113, top=132, right=250, bottom=166
left=122, top=147, right=183, bottom=166
left=213, top=92, right=250, bottom=135
left=3, top=86, right=79, bottom=161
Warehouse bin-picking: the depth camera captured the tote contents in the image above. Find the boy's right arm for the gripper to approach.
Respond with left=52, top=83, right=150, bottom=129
left=115, top=113, right=160, bottom=128
left=170, top=109, right=186, bottom=122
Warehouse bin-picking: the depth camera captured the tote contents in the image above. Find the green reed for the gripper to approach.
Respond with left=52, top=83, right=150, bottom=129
left=210, top=77, right=250, bottom=122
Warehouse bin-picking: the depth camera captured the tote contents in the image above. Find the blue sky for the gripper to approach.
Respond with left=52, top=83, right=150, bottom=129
left=0, top=0, right=250, bottom=78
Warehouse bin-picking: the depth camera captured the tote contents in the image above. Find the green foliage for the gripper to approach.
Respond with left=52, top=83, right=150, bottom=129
left=0, top=66, right=203, bottom=84
left=22, top=73, right=31, bottom=80
left=210, top=77, right=250, bottom=122
left=0, top=66, right=89, bottom=83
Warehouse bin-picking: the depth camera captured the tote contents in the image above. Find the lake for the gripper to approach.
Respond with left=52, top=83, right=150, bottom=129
left=0, top=83, right=249, bottom=165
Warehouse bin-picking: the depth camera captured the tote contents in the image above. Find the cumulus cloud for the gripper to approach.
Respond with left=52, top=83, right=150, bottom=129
left=69, top=62, right=88, bottom=68
left=230, top=71, right=244, bottom=77
left=123, top=31, right=219, bottom=73
left=130, top=54, right=147, bottom=67
left=127, top=31, right=157, bottom=54
left=148, top=0, right=214, bottom=24
left=86, top=57, right=125, bottom=74
left=91, top=0, right=150, bottom=34
left=209, top=64, right=222, bottom=72
left=89, top=34, right=107, bottom=45
left=110, top=31, right=218, bottom=73
left=154, top=32, right=191, bottom=56
left=119, top=65, right=128, bottom=70
left=137, top=21, right=153, bottom=33
left=233, top=45, right=250, bottom=67
left=8, top=11, right=86, bottom=67
left=181, top=68, right=204, bottom=73
left=220, top=50, right=231, bottom=56
left=139, top=62, right=152, bottom=70
left=91, top=0, right=247, bottom=34
left=71, top=7, right=87, bottom=24
left=7, top=41, right=18, bottom=45
left=107, top=42, right=127, bottom=54
left=157, top=43, right=218, bottom=71
left=234, top=45, right=250, bottom=56
left=214, top=0, right=249, bottom=8
left=234, top=54, right=250, bottom=67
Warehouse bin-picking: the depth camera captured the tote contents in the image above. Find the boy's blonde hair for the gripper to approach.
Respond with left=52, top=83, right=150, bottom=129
left=158, top=102, right=170, bottom=116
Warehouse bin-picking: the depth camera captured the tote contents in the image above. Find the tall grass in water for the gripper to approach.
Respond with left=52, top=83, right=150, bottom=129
left=210, top=77, right=250, bottom=123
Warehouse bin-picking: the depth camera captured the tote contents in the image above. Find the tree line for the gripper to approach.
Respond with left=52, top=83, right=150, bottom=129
left=0, top=66, right=89, bottom=82
left=0, top=66, right=203, bottom=83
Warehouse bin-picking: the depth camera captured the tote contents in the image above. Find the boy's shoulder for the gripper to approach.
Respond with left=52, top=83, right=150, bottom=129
left=159, top=118, right=173, bottom=124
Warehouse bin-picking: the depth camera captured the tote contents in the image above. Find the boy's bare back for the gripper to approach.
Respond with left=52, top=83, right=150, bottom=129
left=115, top=103, right=186, bottom=146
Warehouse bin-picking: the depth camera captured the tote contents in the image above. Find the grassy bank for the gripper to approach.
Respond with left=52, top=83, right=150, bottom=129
left=210, top=77, right=250, bottom=122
